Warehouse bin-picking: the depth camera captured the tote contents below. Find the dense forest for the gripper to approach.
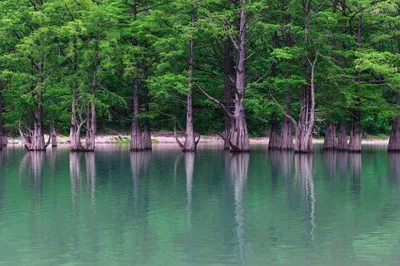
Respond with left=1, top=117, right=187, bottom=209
left=0, top=0, right=400, bottom=152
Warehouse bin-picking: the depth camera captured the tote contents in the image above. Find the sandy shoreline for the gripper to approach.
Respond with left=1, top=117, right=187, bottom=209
left=5, top=133, right=390, bottom=146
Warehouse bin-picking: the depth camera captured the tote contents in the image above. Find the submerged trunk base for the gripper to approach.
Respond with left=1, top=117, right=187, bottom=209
left=389, top=115, right=400, bottom=152
left=323, top=122, right=336, bottom=150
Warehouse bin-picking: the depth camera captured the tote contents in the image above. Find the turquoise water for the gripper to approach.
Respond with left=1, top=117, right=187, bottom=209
left=1, top=144, right=400, bottom=265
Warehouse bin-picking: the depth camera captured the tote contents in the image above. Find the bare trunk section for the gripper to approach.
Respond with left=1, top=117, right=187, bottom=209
left=323, top=122, right=336, bottom=150
left=268, top=33, right=281, bottom=151
left=70, top=37, right=87, bottom=152
left=294, top=81, right=315, bottom=153
left=348, top=16, right=363, bottom=153
left=0, top=85, right=3, bottom=149
left=389, top=92, right=400, bottom=151
left=278, top=12, right=294, bottom=151
left=84, top=38, right=99, bottom=152
left=142, top=86, right=152, bottom=150
left=336, top=121, right=348, bottom=151
left=30, top=106, right=47, bottom=151
left=19, top=105, right=50, bottom=151
left=291, top=2, right=317, bottom=153
left=176, top=11, right=198, bottom=152
left=348, top=114, right=362, bottom=152
left=130, top=0, right=148, bottom=152
left=19, top=62, right=50, bottom=151
left=183, top=30, right=196, bottom=152
left=50, top=116, right=57, bottom=147
left=280, top=117, right=293, bottom=151
left=268, top=117, right=281, bottom=150
left=130, top=78, right=144, bottom=151
left=229, top=0, right=250, bottom=152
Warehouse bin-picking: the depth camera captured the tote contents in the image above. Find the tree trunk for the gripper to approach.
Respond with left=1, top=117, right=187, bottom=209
left=336, top=121, right=348, bottom=151
left=130, top=1, right=148, bottom=152
left=50, top=117, right=57, bottom=147
left=279, top=13, right=294, bottom=151
left=142, top=86, right=152, bottom=150
left=0, top=85, right=3, bottom=149
left=19, top=61, right=49, bottom=151
left=223, top=39, right=234, bottom=150
left=85, top=102, right=96, bottom=152
left=348, top=114, right=362, bottom=152
left=178, top=11, right=197, bottom=152
left=70, top=36, right=87, bottom=152
left=280, top=118, right=293, bottom=151
left=323, top=122, right=336, bottom=150
left=21, top=105, right=49, bottom=151
left=85, top=38, right=99, bottom=152
left=229, top=0, right=250, bottom=152
left=268, top=117, right=281, bottom=150
left=293, top=3, right=317, bottom=153
left=31, top=106, right=46, bottom=151
left=142, top=119, right=152, bottom=150
left=389, top=92, right=400, bottom=151
left=294, top=82, right=315, bottom=153
left=130, top=78, right=145, bottom=151
left=348, top=16, right=363, bottom=153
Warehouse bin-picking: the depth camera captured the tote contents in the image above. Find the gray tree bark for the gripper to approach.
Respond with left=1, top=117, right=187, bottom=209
left=323, top=122, right=336, bottom=150
left=50, top=116, right=57, bottom=147
left=268, top=117, right=281, bottom=150
left=336, top=121, right=348, bottom=151
left=389, top=92, right=400, bottom=151
left=229, top=0, right=250, bottom=152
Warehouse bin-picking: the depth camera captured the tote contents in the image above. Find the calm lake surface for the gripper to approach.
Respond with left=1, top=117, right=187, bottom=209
left=1, top=144, right=400, bottom=265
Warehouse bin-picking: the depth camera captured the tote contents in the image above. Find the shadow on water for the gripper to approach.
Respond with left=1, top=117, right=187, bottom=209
left=227, top=153, right=249, bottom=266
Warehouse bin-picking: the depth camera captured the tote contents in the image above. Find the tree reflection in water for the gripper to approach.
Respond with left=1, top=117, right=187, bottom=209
left=323, top=150, right=336, bottom=180
left=388, top=152, right=400, bottom=191
left=130, top=151, right=152, bottom=219
left=70, top=152, right=82, bottom=209
left=295, top=154, right=316, bottom=242
left=19, top=152, right=45, bottom=203
left=48, top=147, right=57, bottom=180
left=85, top=153, right=96, bottom=207
left=337, top=152, right=348, bottom=184
left=349, top=153, right=362, bottom=196
left=185, top=152, right=195, bottom=264
left=228, top=153, right=249, bottom=266
left=69, top=152, right=96, bottom=209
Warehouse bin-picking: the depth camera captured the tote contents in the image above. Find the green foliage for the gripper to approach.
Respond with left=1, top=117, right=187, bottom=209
left=0, top=0, right=400, bottom=138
